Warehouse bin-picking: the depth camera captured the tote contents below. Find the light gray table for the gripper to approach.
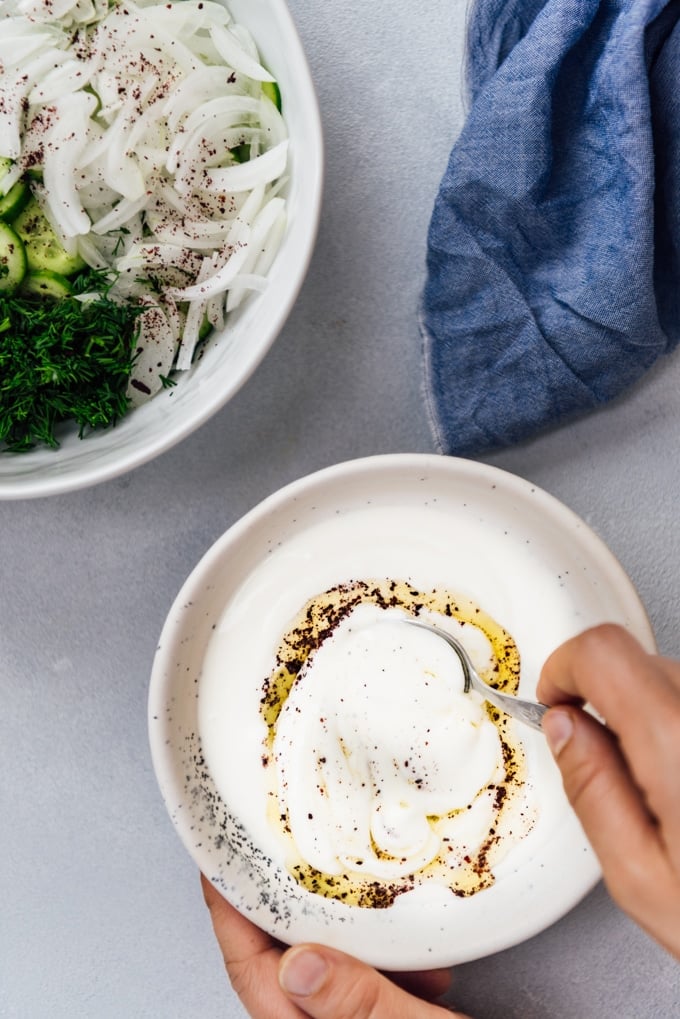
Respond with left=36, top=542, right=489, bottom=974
left=2, top=1, right=679, bottom=1016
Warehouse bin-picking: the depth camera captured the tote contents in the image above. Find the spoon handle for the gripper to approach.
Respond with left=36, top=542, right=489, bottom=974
left=478, top=686, right=548, bottom=733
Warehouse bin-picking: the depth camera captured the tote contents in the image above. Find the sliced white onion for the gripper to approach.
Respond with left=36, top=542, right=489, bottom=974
left=222, top=182, right=265, bottom=240
left=205, top=291, right=225, bottom=331
left=91, top=193, right=149, bottom=234
left=139, top=11, right=203, bottom=74
left=201, top=139, right=288, bottom=193
left=225, top=272, right=268, bottom=312
left=163, top=66, right=245, bottom=131
left=29, top=57, right=95, bottom=104
left=167, top=234, right=251, bottom=302
left=126, top=297, right=179, bottom=404
left=0, top=25, right=63, bottom=66
left=226, top=198, right=285, bottom=307
left=175, top=296, right=209, bottom=370
left=210, top=23, right=274, bottom=82
left=101, top=100, right=149, bottom=201
left=227, top=208, right=285, bottom=311
left=152, top=226, right=234, bottom=250
left=166, top=95, right=260, bottom=173
left=43, top=92, right=97, bottom=236
left=229, top=23, right=261, bottom=63
left=1, top=0, right=289, bottom=401
left=76, top=233, right=113, bottom=269
left=0, top=48, right=68, bottom=159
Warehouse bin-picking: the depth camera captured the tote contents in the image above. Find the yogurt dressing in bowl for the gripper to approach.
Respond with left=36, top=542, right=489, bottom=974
left=150, top=454, right=656, bottom=969
left=202, top=578, right=536, bottom=908
left=198, top=494, right=586, bottom=920
left=264, top=599, right=534, bottom=903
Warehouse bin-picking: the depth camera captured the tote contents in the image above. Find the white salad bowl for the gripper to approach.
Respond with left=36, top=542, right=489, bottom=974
left=0, top=0, right=323, bottom=499
left=148, top=453, right=655, bottom=971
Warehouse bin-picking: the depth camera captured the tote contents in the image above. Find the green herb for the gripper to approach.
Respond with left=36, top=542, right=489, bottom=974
left=0, top=272, right=142, bottom=451
left=110, top=226, right=130, bottom=257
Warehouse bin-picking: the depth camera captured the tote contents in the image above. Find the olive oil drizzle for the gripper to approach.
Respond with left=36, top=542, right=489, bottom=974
left=260, top=579, right=528, bottom=908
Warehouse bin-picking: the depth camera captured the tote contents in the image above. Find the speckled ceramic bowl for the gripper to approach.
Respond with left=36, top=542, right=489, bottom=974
left=0, top=0, right=322, bottom=499
left=148, top=453, right=655, bottom=970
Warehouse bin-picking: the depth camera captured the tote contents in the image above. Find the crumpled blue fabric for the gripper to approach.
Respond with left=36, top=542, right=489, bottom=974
left=421, top=0, right=680, bottom=455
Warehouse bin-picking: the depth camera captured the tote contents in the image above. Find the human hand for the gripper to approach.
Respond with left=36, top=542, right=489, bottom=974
left=201, top=874, right=471, bottom=1018
left=538, top=623, right=680, bottom=961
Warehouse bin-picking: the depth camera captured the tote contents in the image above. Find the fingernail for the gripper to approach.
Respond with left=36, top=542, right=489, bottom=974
left=280, top=948, right=329, bottom=998
left=543, top=708, right=574, bottom=756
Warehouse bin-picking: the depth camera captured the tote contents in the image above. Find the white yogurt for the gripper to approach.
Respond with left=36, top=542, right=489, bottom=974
left=273, top=604, right=515, bottom=881
left=198, top=501, right=589, bottom=907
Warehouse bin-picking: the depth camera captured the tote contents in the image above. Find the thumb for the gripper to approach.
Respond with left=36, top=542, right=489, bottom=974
left=278, top=944, right=470, bottom=1019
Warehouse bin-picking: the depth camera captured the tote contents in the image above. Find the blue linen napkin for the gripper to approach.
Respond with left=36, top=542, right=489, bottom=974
left=421, top=0, right=680, bottom=455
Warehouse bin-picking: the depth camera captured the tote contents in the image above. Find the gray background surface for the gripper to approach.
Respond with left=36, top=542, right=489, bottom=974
left=1, top=0, right=679, bottom=1016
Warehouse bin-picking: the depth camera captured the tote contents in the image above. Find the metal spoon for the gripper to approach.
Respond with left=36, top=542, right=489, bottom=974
left=406, top=619, right=548, bottom=733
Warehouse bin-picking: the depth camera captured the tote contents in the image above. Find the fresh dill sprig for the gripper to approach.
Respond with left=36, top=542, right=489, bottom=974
left=70, top=266, right=117, bottom=296
left=0, top=280, right=142, bottom=452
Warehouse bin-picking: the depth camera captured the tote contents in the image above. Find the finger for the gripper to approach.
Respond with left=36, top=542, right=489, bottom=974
left=543, top=706, right=680, bottom=958
left=538, top=624, right=680, bottom=838
left=537, top=624, right=658, bottom=714
left=201, top=874, right=275, bottom=962
left=201, top=874, right=306, bottom=1019
left=279, top=944, right=471, bottom=1019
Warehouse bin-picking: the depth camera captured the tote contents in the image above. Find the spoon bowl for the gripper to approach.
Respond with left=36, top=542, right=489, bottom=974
left=406, top=619, right=548, bottom=732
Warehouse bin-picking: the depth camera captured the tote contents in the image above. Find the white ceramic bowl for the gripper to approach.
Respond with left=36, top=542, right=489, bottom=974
left=0, top=0, right=323, bottom=500
left=148, top=453, right=655, bottom=970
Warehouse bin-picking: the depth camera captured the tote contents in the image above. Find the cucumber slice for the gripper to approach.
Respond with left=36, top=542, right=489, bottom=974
left=21, top=269, right=74, bottom=300
left=0, top=222, right=27, bottom=293
left=199, top=314, right=212, bottom=340
left=12, top=199, right=85, bottom=276
left=262, top=79, right=282, bottom=111
left=0, top=179, right=31, bottom=222
left=0, top=157, right=12, bottom=186
left=231, top=142, right=251, bottom=163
